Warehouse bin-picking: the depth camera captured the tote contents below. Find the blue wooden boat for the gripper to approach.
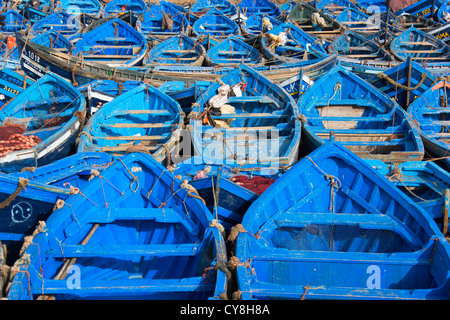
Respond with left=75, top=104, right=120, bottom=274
left=287, top=2, right=344, bottom=40
left=237, top=0, right=280, bottom=19
left=0, top=72, right=86, bottom=173
left=19, top=3, right=49, bottom=23
left=137, top=2, right=189, bottom=36
left=72, top=18, right=148, bottom=67
left=390, top=27, right=450, bottom=63
left=174, top=156, right=281, bottom=232
left=395, top=0, right=443, bottom=18
left=298, top=65, right=425, bottom=163
left=6, top=152, right=228, bottom=300
left=368, top=58, right=437, bottom=110
left=190, top=64, right=301, bottom=171
left=157, top=80, right=213, bottom=115
left=77, top=79, right=144, bottom=115
left=327, top=30, right=396, bottom=79
left=11, top=151, right=113, bottom=190
left=0, top=37, right=21, bottom=70
left=428, top=20, right=450, bottom=42
left=192, top=10, right=241, bottom=39
left=60, top=0, right=101, bottom=15
left=357, top=0, right=387, bottom=12
left=407, top=80, right=450, bottom=171
left=159, top=0, right=199, bottom=25
left=0, top=173, right=70, bottom=244
left=436, top=2, right=450, bottom=23
left=77, top=83, right=184, bottom=165
left=205, top=35, right=265, bottom=67
left=30, top=11, right=82, bottom=36
left=315, top=0, right=363, bottom=18
left=0, top=9, right=28, bottom=33
left=30, top=29, right=73, bottom=54
left=335, top=7, right=382, bottom=34
left=145, top=34, right=206, bottom=67
left=240, top=13, right=281, bottom=37
left=260, top=21, right=328, bottom=65
left=393, top=13, right=442, bottom=32
left=191, top=0, right=239, bottom=20
left=0, top=67, right=34, bottom=107
left=366, top=159, right=450, bottom=234
left=235, top=142, right=450, bottom=300
left=104, top=0, right=149, bottom=15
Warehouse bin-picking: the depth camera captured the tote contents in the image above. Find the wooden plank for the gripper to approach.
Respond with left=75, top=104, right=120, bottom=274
left=83, top=54, right=136, bottom=58
left=153, top=57, right=199, bottom=61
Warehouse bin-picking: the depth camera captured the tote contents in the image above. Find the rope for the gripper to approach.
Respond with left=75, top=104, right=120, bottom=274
left=0, top=178, right=28, bottom=210
left=377, top=72, right=429, bottom=91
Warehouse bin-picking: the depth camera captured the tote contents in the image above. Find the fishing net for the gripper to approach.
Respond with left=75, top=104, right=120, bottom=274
left=270, top=224, right=415, bottom=253
left=230, top=175, right=276, bottom=195
left=0, top=124, right=42, bottom=158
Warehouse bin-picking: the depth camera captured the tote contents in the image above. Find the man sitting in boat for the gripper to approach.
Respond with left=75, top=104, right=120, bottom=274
left=262, top=16, right=273, bottom=33
left=266, top=31, right=287, bottom=51
left=207, top=84, right=237, bottom=128
left=311, top=12, right=327, bottom=31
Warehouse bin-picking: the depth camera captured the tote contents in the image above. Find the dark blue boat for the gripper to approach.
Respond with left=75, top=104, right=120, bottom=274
left=335, top=7, right=382, bottom=34
left=77, top=83, right=184, bottom=165
left=0, top=67, right=34, bottom=107
left=235, top=142, right=450, bottom=300
left=298, top=65, right=425, bottom=163
left=366, top=159, right=450, bottom=234
left=0, top=72, right=86, bottom=173
left=407, top=80, right=450, bottom=171
left=395, top=0, right=443, bottom=18
left=6, top=152, right=228, bottom=300
left=0, top=174, right=70, bottom=243
left=368, top=58, right=437, bottom=110
left=72, top=18, right=149, bottom=67
left=190, top=64, right=301, bottom=172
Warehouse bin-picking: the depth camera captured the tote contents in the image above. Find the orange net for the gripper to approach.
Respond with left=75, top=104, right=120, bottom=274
left=0, top=125, right=42, bottom=158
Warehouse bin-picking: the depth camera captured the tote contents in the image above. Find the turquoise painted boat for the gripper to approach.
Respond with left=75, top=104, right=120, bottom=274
left=235, top=142, right=450, bottom=300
